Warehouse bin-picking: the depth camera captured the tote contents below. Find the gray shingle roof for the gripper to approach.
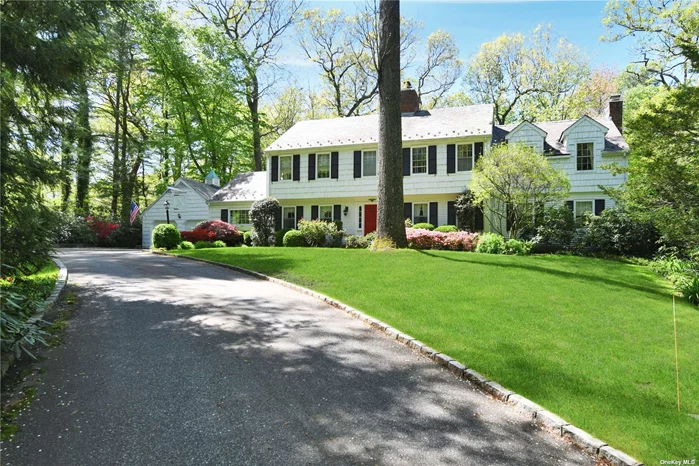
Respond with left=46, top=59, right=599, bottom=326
left=266, top=104, right=495, bottom=152
left=210, top=171, right=267, bottom=202
left=179, top=178, right=219, bottom=200
left=494, top=117, right=628, bottom=155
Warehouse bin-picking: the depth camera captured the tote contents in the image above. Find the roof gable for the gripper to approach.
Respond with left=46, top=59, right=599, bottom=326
left=505, top=121, right=547, bottom=140
left=494, top=116, right=628, bottom=156
left=560, top=115, right=609, bottom=142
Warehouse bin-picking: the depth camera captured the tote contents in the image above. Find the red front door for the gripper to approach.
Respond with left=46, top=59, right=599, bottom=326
left=364, top=204, right=377, bottom=235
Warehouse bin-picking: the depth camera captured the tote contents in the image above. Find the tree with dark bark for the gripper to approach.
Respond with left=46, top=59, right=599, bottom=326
left=376, top=0, right=407, bottom=248
left=189, top=0, right=303, bottom=171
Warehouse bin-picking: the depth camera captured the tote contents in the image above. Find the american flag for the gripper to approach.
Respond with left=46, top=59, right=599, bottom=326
left=130, top=201, right=140, bottom=225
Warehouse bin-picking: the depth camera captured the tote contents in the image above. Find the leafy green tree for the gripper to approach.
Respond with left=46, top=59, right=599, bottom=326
left=471, top=143, right=570, bottom=238
left=602, top=0, right=698, bottom=86
left=464, top=25, right=589, bottom=124
left=189, top=0, right=303, bottom=171
left=1, top=0, right=115, bottom=272
left=140, top=9, right=252, bottom=191
left=296, top=5, right=420, bottom=117
left=608, top=86, right=699, bottom=247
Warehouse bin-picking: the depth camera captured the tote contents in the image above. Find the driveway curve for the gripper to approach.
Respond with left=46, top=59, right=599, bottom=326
left=3, top=249, right=593, bottom=465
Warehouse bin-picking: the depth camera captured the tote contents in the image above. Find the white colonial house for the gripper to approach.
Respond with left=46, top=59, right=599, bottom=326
left=142, top=88, right=628, bottom=247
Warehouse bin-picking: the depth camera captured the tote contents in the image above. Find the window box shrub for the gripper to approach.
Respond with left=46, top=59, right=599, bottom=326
left=434, top=225, right=459, bottom=233
left=283, top=230, right=305, bottom=247
left=412, top=222, right=435, bottom=231
left=475, top=233, right=506, bottom=254
left=275, top=228, right=291, bottom=247
left=152, top=224, right=181, bottom=250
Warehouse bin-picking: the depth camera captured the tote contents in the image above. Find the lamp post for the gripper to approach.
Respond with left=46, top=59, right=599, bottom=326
left=164, top=200, right=170, bottom=225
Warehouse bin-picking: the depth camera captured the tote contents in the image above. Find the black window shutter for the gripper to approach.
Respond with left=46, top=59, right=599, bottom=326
left=566, top=200, right=574, bottom=211
left=220, top=209, right=228, bottom=222
left=292, top=154, right=300, bottom=181
left=595, top=199, right=605, bottom=215
left=404, top=202, right=412, bottom=221
left=428, top=146, right=437, bottom=175
left=446, top=144, right=456, bottom=174
left=333, top=205, right=341, bottom=221
left=447, top=201, right=456, bottom=225
left=403, top=148, right=411, bottom=176
left=308, top=154, right=316, bottom=181
left=274, top=206, right=282, bottom=230
left=474, top=207, right=484, bottom=231
left=271, top=156, right=279, bottom=182
left=331, top=152, right=339, bottom=179
left=354, top=151, right=362, bottom=178
left=429, top=202, right=438, bottom=226
left=311, top=205, right=319, bottom=220
left=474, top=142, right=484, bottom=164
left=295, top=206, right=304, bottom=228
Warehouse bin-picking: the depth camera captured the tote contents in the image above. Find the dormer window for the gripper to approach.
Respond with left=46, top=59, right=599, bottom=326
left=576, top=143, right=593, bottom=171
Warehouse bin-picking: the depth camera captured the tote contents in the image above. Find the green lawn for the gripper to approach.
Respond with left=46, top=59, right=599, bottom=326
left=174, top=247, right=699, bottom=463
left=0, top=261, right=59, bottom=301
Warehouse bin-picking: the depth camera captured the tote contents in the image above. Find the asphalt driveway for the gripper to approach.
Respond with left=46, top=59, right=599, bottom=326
left=2, top=249, right=593, bottom=465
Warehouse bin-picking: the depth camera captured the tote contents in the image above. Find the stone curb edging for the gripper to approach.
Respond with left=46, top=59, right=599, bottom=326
left=1, top=258, right=69, bottom=378
left=153, top=251, right=644, bottom=466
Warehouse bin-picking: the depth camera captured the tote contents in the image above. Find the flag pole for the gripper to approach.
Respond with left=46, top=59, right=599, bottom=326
left=673, top=295, right=680, bottom=412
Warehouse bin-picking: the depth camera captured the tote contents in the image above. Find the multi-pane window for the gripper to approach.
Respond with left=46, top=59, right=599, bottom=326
left=231, top=210, right=250, bottom=225
left=575, top=201, right=593, bottom=221
left=317, top=153, right=330, bottom=179
left=279, top=156, right=292, bottom=180
left=363, top=151, right=377, bottom=176
left=457, top=144, right=473, bottom=171
left=358, top=206, right=362, bottom=229
left=412, top=147, right=427, bottom=174
left=283, top=207, right=296, bottom=229
left=319, top=205, right=333, bottom=222
left=413, top=203, right=428, bottom=224
left=576, top=143, right=593, bottom=171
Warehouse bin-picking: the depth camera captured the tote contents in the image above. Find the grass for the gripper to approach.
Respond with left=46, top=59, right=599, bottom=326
left=173, top=247, right=699, bottom=463
left=0, top=261, right=59, bottom=302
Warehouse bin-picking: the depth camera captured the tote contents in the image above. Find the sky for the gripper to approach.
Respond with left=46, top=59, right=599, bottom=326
left=276, top=0, right=636, bottom=92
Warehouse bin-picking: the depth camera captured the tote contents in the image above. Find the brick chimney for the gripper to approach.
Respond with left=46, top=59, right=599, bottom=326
left=400, top=81, right=419, bottom=114
left=609, top=94, right=623, bottom=133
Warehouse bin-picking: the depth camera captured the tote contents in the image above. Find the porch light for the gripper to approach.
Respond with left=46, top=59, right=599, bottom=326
left=343, top=206, right=349, bottom=217
left=164, top=200, right=171, bottom=225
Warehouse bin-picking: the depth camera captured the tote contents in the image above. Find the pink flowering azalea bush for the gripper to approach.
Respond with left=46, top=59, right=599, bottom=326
left=406, top=228, right=478, bottom=252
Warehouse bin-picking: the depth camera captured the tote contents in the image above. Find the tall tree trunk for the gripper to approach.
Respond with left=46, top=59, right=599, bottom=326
left=119, top=61, right=132, bottom=222
left=247, top=73, right=262, bottom=171
left=60, top=131, right=73, bottom=212
left=75, top=78, right=92, bottom=214
left=110, top=64, right=122, bottom=218
left=376, top=0, right=407, bottom=247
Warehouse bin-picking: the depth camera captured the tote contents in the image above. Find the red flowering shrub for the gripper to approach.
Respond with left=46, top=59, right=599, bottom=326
left=180, top=230, right=216, bottom=242
left=406, top=228, right=478, bottom=252
left=85, top=216, right=119, bottom=241
left=193, top=220, right=242, bottom=246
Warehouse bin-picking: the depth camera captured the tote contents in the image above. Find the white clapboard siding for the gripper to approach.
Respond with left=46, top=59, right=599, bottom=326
left=268, top=136, right=490, bottom=201
left=141, top=179, right=211, bottom=247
